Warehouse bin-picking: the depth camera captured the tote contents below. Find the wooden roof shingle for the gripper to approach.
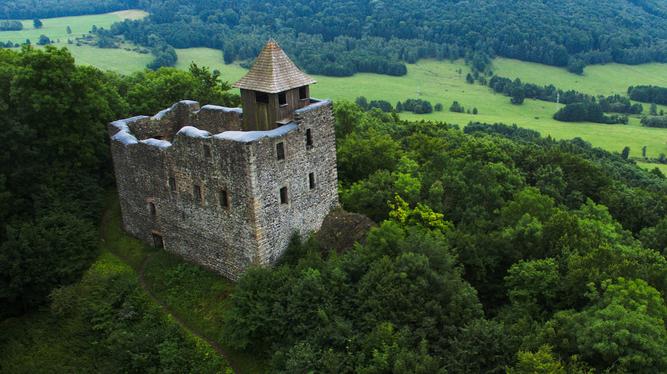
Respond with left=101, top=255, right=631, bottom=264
left=233, top=40, right=317, bottom=94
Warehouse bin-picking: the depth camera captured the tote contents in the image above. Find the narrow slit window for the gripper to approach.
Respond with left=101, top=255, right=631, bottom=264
left=256, top=91, right=269, bottom=103
left=169, top=177, right=176, bottom=192
left=194, top=184, right=202, bottom=204
left=278, top=91, right=287, bottom=106
left=203, top=144, right=211, bottom=158
left=219, top=190, right=229, bottom=208
left=299, top=86, right=308, bottom=100
left=306, top=128, right=313, bottom=148
left=149, top=202, right=157, bottom=217
left=309, top=173, right=316, bottom=189
left=280, top=187, right=288, bottom=205
left=276, top=142, right=285, bottom=160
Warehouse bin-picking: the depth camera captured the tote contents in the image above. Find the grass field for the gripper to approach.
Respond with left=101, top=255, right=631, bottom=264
left=0, top=10, right=151, bottom=74
left=172, top=51, right=667, bottom=160
left=2, top=12, right=667, bottom=165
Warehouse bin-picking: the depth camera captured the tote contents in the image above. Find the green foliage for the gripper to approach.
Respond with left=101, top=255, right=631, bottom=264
left=0, top=212, right=97, bottom=314
left=546, top=278, right=667, bottom=373
left=123, top=64, right=239, bottom=115
left=224, top=221, right=483, bottom=372
left=508, top=345, right=565, bottom=374
left=0, top=20, right=23, bottom=31
left=105, top=0, right=667, bottom=76
left=553, top=101, right=627, bottom=124
left=0, top=46, right=127, bottom=315
left=628, top=85, right=667, bottom=105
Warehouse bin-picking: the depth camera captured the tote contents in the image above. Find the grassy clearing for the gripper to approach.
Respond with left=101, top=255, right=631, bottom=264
left=493, top=58, right=667, bottom=96
left=307, top=59, right=667, bottom=161
left=0, top=10, right=151, bottom=74
left=0, top=10, right=147, bottom=45
left=175, top=47, right=248, bottom=83
left=100, top=194, right=268, bottom=373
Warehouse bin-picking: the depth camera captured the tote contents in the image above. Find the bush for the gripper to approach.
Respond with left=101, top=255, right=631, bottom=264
left=641, top=116, right=667, bottom=128
left=403, top=98, right=433, bottom=114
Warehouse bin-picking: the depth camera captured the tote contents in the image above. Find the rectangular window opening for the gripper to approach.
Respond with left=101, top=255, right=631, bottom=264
left=169, top=177, right=176, bottom=192
left=194, top=184, right=202, bottom=204
left=149, top=202, right=157, bottom=217
left=299, top=86, right=308, bottom=100
left=306, top=128, right=313, bottom=149
left=152, top=233, right=164, bottom=249
left=219, top=190, right=229, bottom=208
left=256, top=91, right=269, bottom=104
left=309, top=173, right=316, bottom=189
left=278, top=91, right=287, bottom=106
left=280, top=186, right=289, bottom=205
left=203, top=144, right=211, bottom=158
left=276, top=142, right=285, bottom=160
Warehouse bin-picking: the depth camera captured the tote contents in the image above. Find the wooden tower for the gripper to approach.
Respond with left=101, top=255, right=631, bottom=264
left=234, top=40, right=317, bottom=131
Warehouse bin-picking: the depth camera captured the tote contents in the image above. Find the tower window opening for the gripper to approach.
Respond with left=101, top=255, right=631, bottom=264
left=299, top=86, right=308, bottom=100
left=309, top=172, right=316, bottom=189
left=169, top=177, right=176, bottom=192
left=278, top=91, right=287, bottom=106
left=256, top=91, right=269, bottom=103
left=149, top=202, right=157, bottom=217
left=219, top=190, right=229, bottom=208
left=276, top=142, right=285, bottom=160
left=306, top=128, right=313, bottom=149
left=280, top=187, right=289, bottom=205
left=203, top=144, right=211, bottom=158
left=194, top=184, right=202, bottom=204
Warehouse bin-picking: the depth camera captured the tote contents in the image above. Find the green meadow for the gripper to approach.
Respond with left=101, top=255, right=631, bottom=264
left=171, top=48, right=667, bottom=163
left=0, top=10, right=151, bottom=74
left=2, top=12, right=667, bottom=166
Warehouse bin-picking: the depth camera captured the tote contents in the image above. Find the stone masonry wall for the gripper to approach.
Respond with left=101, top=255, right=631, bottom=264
left=250, top=100, right=339, bottom=263
left=109, top=99, right=338, bottom=280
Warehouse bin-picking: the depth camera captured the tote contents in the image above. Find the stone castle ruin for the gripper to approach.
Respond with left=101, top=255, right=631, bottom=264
left=108, top=40, right=338, bottom=280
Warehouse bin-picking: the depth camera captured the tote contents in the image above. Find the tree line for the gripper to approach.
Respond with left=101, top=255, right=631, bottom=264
left=0, top=0, right=141, bottom=19
left=0, top=20, right=22, bottom=31
left=77, top=0, right=667, bottom=77
left=489, top=76, right=643, bottom=114
left=629, top=85, right=667, bottom=105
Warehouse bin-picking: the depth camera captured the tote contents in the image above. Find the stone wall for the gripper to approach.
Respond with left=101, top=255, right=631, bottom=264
left=251, top=100, right=339, bottom=263
left=109, top=99, right=338, bottom=280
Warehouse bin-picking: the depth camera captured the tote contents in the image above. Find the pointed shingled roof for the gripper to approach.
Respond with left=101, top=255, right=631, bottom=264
left=233, top=39, right=317, bottom=94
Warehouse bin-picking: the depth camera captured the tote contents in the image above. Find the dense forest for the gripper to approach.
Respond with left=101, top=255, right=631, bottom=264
left=221, top=105, right=667, bottom=372
left=0, top=0, right=140, bottom=19
left=100, top=0, right=667, bottom=75
left=7, top=0, right=667, bottom=76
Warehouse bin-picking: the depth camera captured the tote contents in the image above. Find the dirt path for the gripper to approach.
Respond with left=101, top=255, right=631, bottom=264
left=109, top=247, right=241, bottom=373
left=100, top=201, right=241, bottom=373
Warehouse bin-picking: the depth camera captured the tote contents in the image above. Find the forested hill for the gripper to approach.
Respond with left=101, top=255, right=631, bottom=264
left=96, top=0, right=667, bottom=76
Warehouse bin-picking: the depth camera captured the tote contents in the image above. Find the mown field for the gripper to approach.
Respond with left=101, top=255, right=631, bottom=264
left=156, top=47, right=667, bottom=164
left=0, top=10, right=152, bottom=73
left=2, top=12, right=667, bottom=166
